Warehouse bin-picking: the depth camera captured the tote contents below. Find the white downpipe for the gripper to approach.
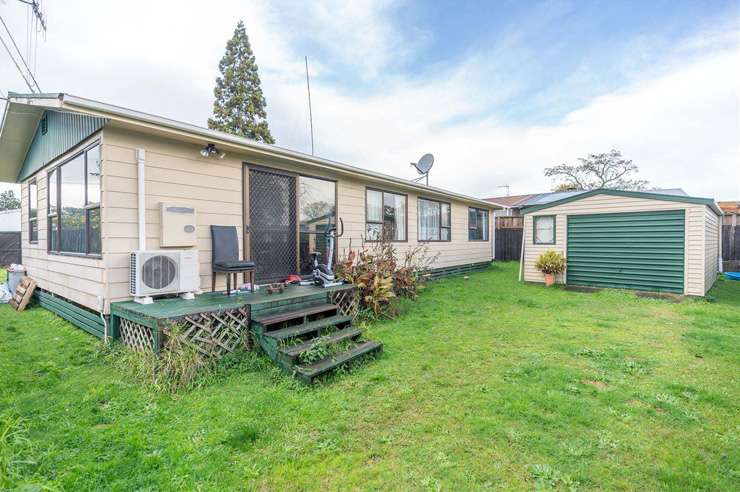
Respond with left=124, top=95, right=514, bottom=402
left=136, top=148, right=146, bottom=251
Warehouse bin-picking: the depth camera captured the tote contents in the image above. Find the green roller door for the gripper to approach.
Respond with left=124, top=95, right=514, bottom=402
left=566, top=210, right=685, bottom=293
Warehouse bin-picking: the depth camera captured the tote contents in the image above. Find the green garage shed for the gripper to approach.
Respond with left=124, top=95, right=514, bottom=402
left=520, top=189, right=722, bottom=296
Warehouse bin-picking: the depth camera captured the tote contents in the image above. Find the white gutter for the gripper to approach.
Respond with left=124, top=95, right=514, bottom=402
left=48, top=93, right=499, bottom=209
left=136, top=148, right=146, bottom=251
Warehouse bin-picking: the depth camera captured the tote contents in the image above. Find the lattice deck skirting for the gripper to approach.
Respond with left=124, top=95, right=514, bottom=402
left=119, top=318, right=156, bottom=352
left=328, top=287, right=359, bottom=319
left=176, top=306, right=251, bottom=357
left=117, top=306, right=251, bottom=357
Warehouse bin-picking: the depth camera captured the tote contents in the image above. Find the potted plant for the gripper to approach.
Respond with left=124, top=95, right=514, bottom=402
left=535, top=250, right=566, bottom=286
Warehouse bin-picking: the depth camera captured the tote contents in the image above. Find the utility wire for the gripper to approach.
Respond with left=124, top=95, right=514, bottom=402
left=0, top=33, right=36, bottom=93
left=0, top=14, right=41, bottom=92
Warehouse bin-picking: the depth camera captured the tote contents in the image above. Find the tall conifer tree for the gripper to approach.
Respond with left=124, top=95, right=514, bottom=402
left=208, top=21, right=275, bottom=143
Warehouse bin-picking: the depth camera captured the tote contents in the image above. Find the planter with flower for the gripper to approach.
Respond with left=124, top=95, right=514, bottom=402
left=534, top=250, right=566, bottom=286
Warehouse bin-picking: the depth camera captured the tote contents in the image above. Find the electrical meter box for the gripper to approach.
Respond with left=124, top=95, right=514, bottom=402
left=160, top=203, right=197, bottom=247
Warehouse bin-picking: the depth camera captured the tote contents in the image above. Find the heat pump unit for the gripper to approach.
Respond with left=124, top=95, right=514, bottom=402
left=130, top=250, right=200, bottom=301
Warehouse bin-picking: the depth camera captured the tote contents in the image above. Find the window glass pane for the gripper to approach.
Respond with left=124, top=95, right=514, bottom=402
left=48, top=169, right=57, bottom=215
left=60, top=154, right=86, bottom=253
left=418, top=199, right=440, bottom=241
left=468, top=207, right=488, bottom=240
left=535, top=216, right=554, bottom=244
left=299, top=176, right=336, bottom=275
left=366, top=223, right=381, bottom=241
left=86, top=145, right=101, bottom=205
left=384, top=192, right=406, bottom=241
left=49, top=216, right=58, bottom=251
left=441, top=227, right=450, bottom=241
left=29, top=181, right=37, bottom=219
left=29, top=221, right=38, bottom=242
left=88, top=208, right=101, bottom=254
left=478, top=209, right=489, bottom=241
left=367, top=190, right=382, bottom=222
left=441, top=203, right=450, bottom=227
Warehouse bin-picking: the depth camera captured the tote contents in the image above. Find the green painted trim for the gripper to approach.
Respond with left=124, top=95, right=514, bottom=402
left=17, top=110, right=107, bottom=182
left=533, top=215, right=556, bottom=245
left=36, top=290, right=105, bottom=338
left=521, top=189, right=721, bottom=215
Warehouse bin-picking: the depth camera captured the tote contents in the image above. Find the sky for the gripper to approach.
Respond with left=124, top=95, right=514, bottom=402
left=1, top=0, right=739, bottom=200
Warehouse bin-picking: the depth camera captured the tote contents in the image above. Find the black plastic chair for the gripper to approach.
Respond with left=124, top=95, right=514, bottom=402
left=210, top=225, right=256, bottom=294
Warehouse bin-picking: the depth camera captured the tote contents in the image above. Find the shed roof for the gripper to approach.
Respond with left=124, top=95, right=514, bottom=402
left=521, top=188, right=721, bottom=215
left=0, top=92, right=498, bottom=209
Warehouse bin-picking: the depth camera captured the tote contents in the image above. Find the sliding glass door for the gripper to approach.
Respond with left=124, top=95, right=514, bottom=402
left=298, top=176, right=336, bottom=275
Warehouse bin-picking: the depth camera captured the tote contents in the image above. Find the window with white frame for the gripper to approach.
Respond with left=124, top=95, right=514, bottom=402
left=48, top=143, right=101, bottom=256
left=533, top=215, right=555, bottom=244
left=418, top=198, right=451, bottom=241
left=366, top=188, right=407, bottom=241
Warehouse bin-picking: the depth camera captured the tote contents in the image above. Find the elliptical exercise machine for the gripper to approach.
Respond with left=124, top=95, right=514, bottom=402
left=300, top=218, right=344, bottom=288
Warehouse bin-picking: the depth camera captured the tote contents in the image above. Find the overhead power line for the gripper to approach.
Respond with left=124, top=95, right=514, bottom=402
left=0, top=14, right=41, bottom=92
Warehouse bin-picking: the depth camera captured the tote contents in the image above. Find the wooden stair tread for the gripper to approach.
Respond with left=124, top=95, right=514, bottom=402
left=295, top=341, right=383, bottom=380
left=253, top=303, right=338, bottom=326
left=265, top=315, right=352, bottom=340
left=280, top=327, right=362, bottom=357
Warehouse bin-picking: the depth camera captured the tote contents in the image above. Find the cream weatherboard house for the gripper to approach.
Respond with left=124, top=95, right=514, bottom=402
left=0, top=93, right=498, bottom=322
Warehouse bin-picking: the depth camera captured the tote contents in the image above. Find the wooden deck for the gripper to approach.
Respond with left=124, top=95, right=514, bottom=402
left=111, top=283, right=354, bottom=325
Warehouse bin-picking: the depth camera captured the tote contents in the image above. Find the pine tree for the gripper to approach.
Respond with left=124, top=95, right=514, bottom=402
left=208, top=21, right=275, bottom=144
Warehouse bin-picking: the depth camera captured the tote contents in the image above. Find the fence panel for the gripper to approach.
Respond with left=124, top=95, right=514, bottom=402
left=495, top=217, right=523, bottom=261
left=0, top=232, right=21, bottom=266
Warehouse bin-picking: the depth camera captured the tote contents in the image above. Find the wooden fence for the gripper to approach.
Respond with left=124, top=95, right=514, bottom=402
left=0, top=232, right=21, bottom=266
left=722, top=214, right=739, bottom=270
left=495, top=216, right=523, bottom=261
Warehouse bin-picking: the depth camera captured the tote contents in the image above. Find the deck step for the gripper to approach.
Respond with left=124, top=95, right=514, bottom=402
left=294, top=341, right=383, bottom=383
left=280, top=327, right=362, bottom=358
left=264, top=315, right=352, bottom=341
left=252, top=303, right=338, bottom=326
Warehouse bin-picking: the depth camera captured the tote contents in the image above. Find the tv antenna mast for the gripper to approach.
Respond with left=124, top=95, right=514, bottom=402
left=305, top=55, right=314, bottom=155
left=410, top=153, right=434, bottom=186
left=497, top=184, right=510, bottom=196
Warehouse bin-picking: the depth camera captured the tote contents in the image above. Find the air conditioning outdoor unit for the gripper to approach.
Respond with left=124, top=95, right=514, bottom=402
left=130, top=250, right=200, bottom=303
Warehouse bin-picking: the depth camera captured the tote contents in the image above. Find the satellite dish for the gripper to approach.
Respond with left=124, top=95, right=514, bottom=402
left=412, top=153, right=434, bottom=175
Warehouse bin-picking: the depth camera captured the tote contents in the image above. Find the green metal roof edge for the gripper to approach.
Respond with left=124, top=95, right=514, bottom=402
left=521, top=189, right=721, bottom=215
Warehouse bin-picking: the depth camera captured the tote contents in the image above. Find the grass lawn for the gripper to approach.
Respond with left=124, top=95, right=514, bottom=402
left=1, top=262, right=738, bottom=490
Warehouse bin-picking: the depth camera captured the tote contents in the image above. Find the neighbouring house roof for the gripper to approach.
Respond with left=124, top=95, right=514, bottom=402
left=521, top=188, right=721, bottom=215
left=483, top=194, right=537, bottom=208
left=0, top=209, right=21, bottom=232
left=718, top=201, right=740, bottom=214
left=0, top=92, right=499, bottom=210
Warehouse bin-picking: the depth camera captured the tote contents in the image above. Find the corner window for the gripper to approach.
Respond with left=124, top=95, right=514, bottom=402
left=28, top=179, right=38, bottom=243
left=468, top=207, right=489, bottom=241
left=418, top=198, right=451, bottom=241
left=366, top=188, right=407, bottom=241
left=533, top=216, right=556, bottom=244
left=48, top=142, right=102, bottom=256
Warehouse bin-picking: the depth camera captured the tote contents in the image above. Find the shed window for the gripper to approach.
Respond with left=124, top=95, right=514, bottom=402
left=468, top=207, right=489, bottom=241
left=366, top=189, right=406, bottom=241
left=418, top=198, right=451, bottom=241
left=534, top=216, right=555, bottom=244
left=48, top=142, right=102, bottom=256
left=28, top=179, right=38, bottom=243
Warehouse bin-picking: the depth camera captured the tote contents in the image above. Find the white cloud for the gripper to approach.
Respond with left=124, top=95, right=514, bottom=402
left=0, top=0, right=738, bottom=201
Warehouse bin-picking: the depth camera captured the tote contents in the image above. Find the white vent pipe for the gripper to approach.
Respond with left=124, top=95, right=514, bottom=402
left=136, top=148, right=146, bottom=251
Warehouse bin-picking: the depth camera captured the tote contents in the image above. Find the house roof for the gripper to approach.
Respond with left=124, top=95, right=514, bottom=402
left=521, top=188, right=721, bottom=215
left=718, top=201, right=740, bottom=214
left=486, top=188, right=690, bottom=210
left=0, top=92, right=499, bottom=209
